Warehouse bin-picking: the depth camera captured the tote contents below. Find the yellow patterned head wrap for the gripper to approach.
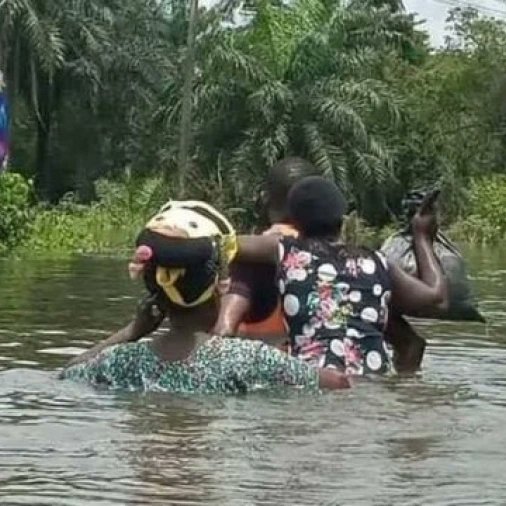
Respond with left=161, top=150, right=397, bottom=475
left=143, top=200, right=237, bottom=308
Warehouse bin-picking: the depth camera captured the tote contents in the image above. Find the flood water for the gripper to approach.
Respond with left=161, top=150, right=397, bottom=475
left=0, top=249, right=505, bottom=505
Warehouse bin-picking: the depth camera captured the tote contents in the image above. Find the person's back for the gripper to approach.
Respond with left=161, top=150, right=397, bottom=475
left=276, top=178, right=393, bottom=374
left=62, top=336, right=320, bottom=394
left=278, top=236, right=392, bottom=374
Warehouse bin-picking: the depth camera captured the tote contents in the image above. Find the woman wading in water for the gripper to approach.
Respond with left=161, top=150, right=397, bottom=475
left=213, top=157, right=428, bottom=372
left=61, top=201, right=348, bottom=392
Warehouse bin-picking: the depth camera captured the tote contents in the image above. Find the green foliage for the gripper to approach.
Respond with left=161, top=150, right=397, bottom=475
left=0, top=173, right=33, bottom=252
left=3, top=1, right=506, bottom=251
left=2, top=0, right=175, bottom=199
left=7, top=173, right=390, bottom=256
left=341, top=212, right=395, bottom=248
left=158, top=0, right=417, bottom=224
left=18, top=176, right=168, bottom=256
left=468, top=176, right=506, bottom=234
left=450, top=176, right=506, bottom=244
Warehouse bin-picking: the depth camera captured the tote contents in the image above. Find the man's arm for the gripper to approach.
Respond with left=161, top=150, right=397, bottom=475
left=389, top=192, right=449, bottom=316
left=385, top=313, right=426, bottom=373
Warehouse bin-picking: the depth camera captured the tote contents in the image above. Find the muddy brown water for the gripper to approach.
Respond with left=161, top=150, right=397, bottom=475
left=0, top=249, right=505, bottom=505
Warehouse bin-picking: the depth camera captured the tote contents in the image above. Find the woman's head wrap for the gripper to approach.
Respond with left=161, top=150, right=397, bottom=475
left=131, top=200, right=237, bottom=308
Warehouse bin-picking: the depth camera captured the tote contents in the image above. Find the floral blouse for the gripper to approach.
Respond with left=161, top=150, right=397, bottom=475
left=278, top=237, right=392, bottom=376
left=61, top=336, right=319, bottom=394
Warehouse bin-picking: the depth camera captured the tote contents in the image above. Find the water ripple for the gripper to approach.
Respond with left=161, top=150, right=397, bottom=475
left=0, top=254, right=505, bottom=504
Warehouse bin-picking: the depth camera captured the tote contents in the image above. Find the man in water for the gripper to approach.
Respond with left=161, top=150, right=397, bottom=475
left=213, top=157, right=319, bottom=348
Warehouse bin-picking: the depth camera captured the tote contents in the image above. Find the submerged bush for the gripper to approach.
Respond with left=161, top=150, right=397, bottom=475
left=18, top=176, right=169, bottom=256
left=450, top=176, right=506, bottom=244
left=8, top=171, right=505, bottom=257
left=0, top=173, right=33, bottom=252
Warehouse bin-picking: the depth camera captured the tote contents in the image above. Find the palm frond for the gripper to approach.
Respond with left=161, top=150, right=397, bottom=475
left=247, top=80, right=293, bottom=122
left=313, top=95, right=369, bottom=148
left=302, top=121, right=346, bottom=181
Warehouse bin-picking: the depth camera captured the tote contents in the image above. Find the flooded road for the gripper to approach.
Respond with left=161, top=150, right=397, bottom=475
left=0, top=250, right=505, bottom=505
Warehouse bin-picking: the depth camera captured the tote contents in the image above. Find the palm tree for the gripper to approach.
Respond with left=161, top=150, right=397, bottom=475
left=1, top=0, right=178, bottom=199
left=0, top=0, right=112, bottom=197
left=166, top=0, right=412, bottom=217
left=349, top=0, right=404, bottom=11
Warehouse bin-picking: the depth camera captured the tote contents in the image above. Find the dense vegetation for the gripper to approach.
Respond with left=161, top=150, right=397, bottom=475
left=1, top=0, right=506, bottom=253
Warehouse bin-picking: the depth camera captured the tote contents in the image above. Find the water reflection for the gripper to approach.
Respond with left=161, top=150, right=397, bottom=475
left=0, top=250, right=505, bottom=504
left=118, top=395, right=222, bottom=504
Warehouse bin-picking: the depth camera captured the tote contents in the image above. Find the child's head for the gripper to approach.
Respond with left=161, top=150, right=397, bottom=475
left=287, top=176, right=347, bottom=238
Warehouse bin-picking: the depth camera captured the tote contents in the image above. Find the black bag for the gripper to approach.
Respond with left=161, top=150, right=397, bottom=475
left=381, top=189, right=484, bottom=323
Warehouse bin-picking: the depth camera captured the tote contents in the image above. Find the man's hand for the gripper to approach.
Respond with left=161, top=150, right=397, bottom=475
left=411, top=189, right=440, bottom=239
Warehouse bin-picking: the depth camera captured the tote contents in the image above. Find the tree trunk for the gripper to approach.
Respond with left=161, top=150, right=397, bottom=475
left=177, top=0, right=199, bottom=198
left=34, top=75, right=56, bottom=200
left=36, top=115, right=53, bottom=201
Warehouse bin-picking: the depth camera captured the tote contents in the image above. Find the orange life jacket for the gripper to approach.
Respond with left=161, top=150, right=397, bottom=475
left=238, top=300, right=287, bottom=339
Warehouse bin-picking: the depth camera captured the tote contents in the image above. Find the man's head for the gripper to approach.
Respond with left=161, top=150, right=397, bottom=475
left=288, top=176, right=347, bottom=238
left=263, top=157, right=320, bottom=224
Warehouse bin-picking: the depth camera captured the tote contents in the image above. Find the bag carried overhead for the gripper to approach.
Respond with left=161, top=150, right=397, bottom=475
left=381, top=190, right=484, bottom=323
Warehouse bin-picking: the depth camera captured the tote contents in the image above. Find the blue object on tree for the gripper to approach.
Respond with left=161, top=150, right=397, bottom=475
left=0, top=73, right=9, bottom=173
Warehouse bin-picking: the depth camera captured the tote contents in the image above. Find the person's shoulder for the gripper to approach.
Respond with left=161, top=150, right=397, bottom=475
left=348, top=244, right=386, bottom=263
left=354, top=246, right=390, bottom=271
left=263, top=223, right=298, bottom=237
left=212, top=335, right=271, bottom=354
left=372, top=250, right=389, bottom=270
left=338, top=244, right=389, bottom=271
left=96, top=342, right=152, bottom=365
left=61, top=345, right=125, bottom=381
